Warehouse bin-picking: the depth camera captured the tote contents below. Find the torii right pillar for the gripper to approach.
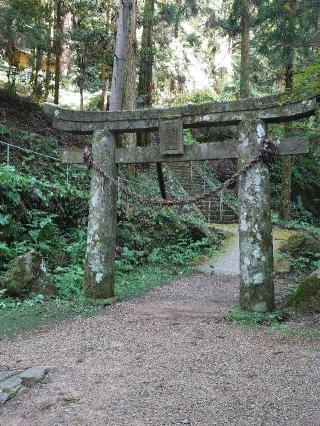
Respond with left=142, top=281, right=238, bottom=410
left=238, top=119, right=274, bottom=312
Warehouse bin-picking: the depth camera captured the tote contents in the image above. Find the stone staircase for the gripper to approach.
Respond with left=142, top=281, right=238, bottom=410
left=168, top=162, right=238, bottom=224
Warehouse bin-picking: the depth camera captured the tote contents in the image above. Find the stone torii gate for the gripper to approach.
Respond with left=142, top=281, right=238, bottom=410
left=44, top=94, right=318, bottom=311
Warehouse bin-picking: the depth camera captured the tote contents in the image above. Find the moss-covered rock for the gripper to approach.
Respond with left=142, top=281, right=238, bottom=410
left=289, top=269, right=320, bottom=313
left=3, top=251, right=55, bottom=298
left=280, top=233, right=320, bottom=259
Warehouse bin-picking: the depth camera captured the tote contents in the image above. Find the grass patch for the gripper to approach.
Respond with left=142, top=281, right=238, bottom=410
left=116, top=265, right=179, bottom=299
left=226, top=308, right=290, bottom=328
left=0, top=265, right=181, bottom=338
left=58, top=395, right=81, bottom=405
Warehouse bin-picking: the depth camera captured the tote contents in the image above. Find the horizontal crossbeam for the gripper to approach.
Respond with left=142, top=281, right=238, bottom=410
left=61, top=136, right=309, bottom=165
left=44, top=95, right=318, bottom=134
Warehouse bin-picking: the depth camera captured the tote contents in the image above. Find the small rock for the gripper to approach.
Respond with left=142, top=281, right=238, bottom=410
left=3, top=251, right=55, bottom=297
left=0, top=390, right=10, bottom=404
left=0, top=375, right=22, bottom=390
left=289, top=269, right=320, bottom=313
left=19, top=366, right=49, bottom=384
left=0, top=370, right=17, bottom=382
left=0, top=376, right=22, bottom=403
left=180, top=418, right=191, bottom=424
left=280, top=234, right=320, bottom=259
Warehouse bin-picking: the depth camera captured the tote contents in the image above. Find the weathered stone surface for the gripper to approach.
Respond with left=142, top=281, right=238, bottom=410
left=238, top=119, right=274, bottom=312
left=62, top=136, right=310, bottom=165
left=0, top=370, right=17, bottom=382
left=84, top=131, right=117, bottom=298
left=0, top=366, right=52, bottom=404
left=159, top=118, right=184, bottom=155
left=0, top=376, right=22, bottom=389
left=0, top=376, right=22, bottom=403
left=43, top=95, right=318, bottom=134
left=289, top=269, right=320, bottom=312
left=3, top=251, right=55, bottom=297
left=0, top=390, right=10, bottom=404
left=18, top=366, right=49, bottom=384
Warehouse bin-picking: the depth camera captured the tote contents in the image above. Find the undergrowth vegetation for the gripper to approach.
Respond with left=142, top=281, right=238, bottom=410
left=0, top=100, right=223, bottom=334
left=226, top=308, right=290, bottom=328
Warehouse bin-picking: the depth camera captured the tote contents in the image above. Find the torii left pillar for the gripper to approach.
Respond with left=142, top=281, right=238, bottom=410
left=84, top=130, right=117, bottom=298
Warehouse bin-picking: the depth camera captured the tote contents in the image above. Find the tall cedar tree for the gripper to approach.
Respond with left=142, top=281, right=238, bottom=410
left=54, top=0, right=63, bottom=104
left=137, top=0, right=154, bottom=146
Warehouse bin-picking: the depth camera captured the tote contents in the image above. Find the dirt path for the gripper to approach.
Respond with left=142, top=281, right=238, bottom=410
left=195, top=225, right=297, bottom=275
left=1, top=272, right=320, bottom=425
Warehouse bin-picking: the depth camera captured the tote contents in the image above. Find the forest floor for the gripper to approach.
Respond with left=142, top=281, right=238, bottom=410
left=1, top=235, right=320, bottom=425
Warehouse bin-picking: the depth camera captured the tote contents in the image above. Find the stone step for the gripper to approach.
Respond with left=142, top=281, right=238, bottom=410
left=168, top=163, right=238, bottom=224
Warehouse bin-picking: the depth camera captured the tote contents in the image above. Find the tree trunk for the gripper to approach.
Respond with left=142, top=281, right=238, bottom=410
left=32, top=47, right=43, bottom=99
left=280, top=59, right=293, bottom=220
left=240, top=0, right=250, bottom=98
left=137, top=0, right=154, bottom=146
left=29, top=49, right=36, bottom=86
left=101, top=63, right=109, bottom=111
left=44, top=54, right=52, bottom=100
left=109, top=0, right=133, bottom=111
left=80, top=85, right=84, bottom=110
left=84, top=0, right=133, bottom=299
left=78, top=49, right=85, bottom=111
left=100, top=3, right=111, bottom=111
left=121, top=0, right=137, bottom=152
left=44, top=0, right=53, bottom=100
left=54, top=0, right=63, bottom=104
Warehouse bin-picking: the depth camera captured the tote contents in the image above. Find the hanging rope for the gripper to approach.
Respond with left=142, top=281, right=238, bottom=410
left=0, top=140, right=62, bottom=162
left=83, top=138, right=278, bottom=207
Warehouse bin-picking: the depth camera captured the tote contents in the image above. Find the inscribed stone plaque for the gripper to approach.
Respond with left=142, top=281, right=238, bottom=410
left=159, top=118, right=184, bottom=155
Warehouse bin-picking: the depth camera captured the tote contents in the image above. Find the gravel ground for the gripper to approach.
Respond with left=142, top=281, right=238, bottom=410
left=1, top=273, right=320, bottom=426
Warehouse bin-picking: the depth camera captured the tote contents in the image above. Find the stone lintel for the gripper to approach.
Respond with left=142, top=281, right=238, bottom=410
left=44, top=95, right=318, bottom=134
left=61, top=136, right=310, bottom=165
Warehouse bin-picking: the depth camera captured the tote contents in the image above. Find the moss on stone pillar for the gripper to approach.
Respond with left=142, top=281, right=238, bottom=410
left=238, top=119, right=274, bottom=312
left=84, top=130, right=117, bottom=298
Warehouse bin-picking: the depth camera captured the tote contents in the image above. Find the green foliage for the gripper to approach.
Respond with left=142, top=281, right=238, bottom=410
left=183, top=129, right=197, bottom=146
left=227, top=308, right=290, bottom=328
left=0, top=115, right=222, bottom=332
left=53, top=265, right=84, bottom=298
left=70, top=0, right=117, bottom=96
left=116, top=202, right=221, bottom=269
left=0, top=163, right=88, bottom=269
left=293, top=57, right=320, bottom=98
left=280, top=234, right=320, bottom=258
left=277, top=232, right=320, bottom=274
left=270, top=143, right=320, bottom=224
left=271, top=212, right=320, bottom=233
left=174, top=89, right=217, bottom=106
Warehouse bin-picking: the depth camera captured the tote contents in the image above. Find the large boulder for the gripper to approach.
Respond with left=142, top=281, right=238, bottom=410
left=289, top=269, right=320, bottom=313
left=280, top=233, right=320, bottom=260
left=4, top=251, right=55, bottom=297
